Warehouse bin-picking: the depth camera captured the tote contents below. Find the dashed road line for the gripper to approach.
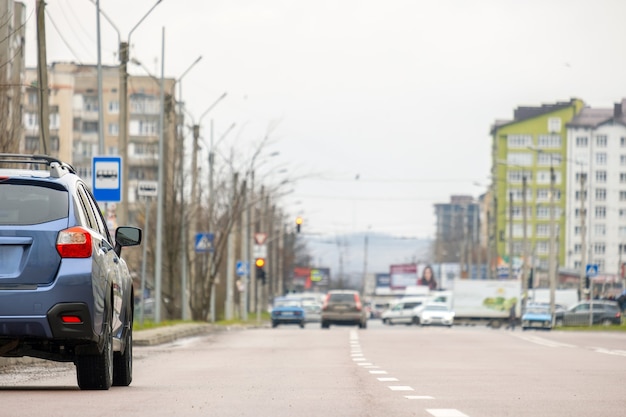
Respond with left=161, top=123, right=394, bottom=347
left=406, top=395, right=434, bottom=400
left=512, top=333, right=577, bottom=348
left=377, top=377, right=398, bottom=382
left=591, top=347, right=626, bottom=357
left=389, top=385, right=414, bottom=391
left=369, top=370, right=388, bottom=374
left=426, top=409, right=470, bottom=417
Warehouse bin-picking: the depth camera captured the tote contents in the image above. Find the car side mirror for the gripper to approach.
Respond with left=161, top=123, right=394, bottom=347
left=114, top=226, right=142, bottom=255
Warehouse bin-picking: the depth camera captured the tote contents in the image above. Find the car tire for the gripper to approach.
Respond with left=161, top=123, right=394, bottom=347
left=112, top=325, right=133, bottom=387
left=359, top=321, right=367, bottom=329
left=76, top=314, right=113, bottom=390
left=272, top=321, right=278, bottom=328
left=382, top=318, right=388, bottom=324
left=300, top=321, right=305, bottom=329
left=321, top=321, right=330, bottom=329
left=412, top=316, right=420, bottom=325
left=602, top=318, right=613, bottom=326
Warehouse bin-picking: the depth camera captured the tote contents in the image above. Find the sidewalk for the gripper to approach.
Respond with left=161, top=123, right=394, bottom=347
left=1, top=321, right=265, bottom=369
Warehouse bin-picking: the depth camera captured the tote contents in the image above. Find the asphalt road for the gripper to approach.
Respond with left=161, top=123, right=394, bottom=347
left=0, top=321, right=624, bottom=417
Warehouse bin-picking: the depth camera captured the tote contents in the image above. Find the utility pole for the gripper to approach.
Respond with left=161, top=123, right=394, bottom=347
left=225, top=172, right=238, bottom=320
left=362, top=231, right=369, bottom=296
left=579, top=174, right=587, bottom=301
left=248, top=171, right=256, bottom=314
left=522, top=176, right=529, bottom=310
left=256, top=186, right=266, bottom=321
left=549, top=166, right=557, bottom=322
left=508, top=192, right=514, bottom=281
left=240, top=179, right=248, bottom=320
left=36, top=0, right=50, bottom=154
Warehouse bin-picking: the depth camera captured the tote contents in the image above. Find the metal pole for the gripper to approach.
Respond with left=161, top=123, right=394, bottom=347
left=225, top=173, right=238, bottom=320
left=240, top=179, right=248, bottom=321
left=549, top=165, right=556, bottom=323
left=509, top=192, right=514, bottom=281
left=36, top=0, right=50, bottom=154
left=139, top=197, right=150, bottom=326
left=522, top=176, right=529, bottom=311
left=96, top=0, right=105, bottom=156
left=579, top=173, right=587, bottom=301
left=249, top=171, right=256, bottom=314
left=154, top=27, right=165, bottom=323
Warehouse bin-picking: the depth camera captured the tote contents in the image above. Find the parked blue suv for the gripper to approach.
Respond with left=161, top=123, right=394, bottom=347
left=0, top=154, right=142, bottom=390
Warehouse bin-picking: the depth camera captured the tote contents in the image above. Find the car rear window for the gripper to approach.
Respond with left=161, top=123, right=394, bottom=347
left=0, top=183, right=69, bottom=225
left=328, top=293, right=356, bottom=302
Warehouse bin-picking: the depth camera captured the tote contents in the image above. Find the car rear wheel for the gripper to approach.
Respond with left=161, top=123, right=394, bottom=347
left=300, top=321, right=305, bottom=329
left=602, top=318, right=613, bottom=326
left=76, top=317, right=113, bottom=390
left=113, top=326, right=133, bottom=387
left=321, top=321, right=330, bottom=329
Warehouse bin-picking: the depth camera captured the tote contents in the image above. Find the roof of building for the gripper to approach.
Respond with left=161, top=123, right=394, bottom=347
left=490, top=98, right=581, bottom=134
left=567, top=99, right=626, bottom=128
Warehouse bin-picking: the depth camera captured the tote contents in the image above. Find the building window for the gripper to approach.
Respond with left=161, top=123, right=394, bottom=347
left=508, top=170, right=533, bottom=183
left=620, top=191, right=626, bottom=201
left=595, top=206, right=606, bottom=219
left=49, top=113, right=60, bottom=130
left=595, top=188, right=607, bottom=201
left=537, top=134, right=561, bottom=148
left=574, top=190, right=587, bottom=201
left=596, top=171, right=607, bottom=183
left=594, top=243, right=606, bottom=254
left=537, top=152, right=561, bottom=166
left=596, top=135, right=608, bottom=147
left=621, top=209, right=626, bottom=219
left=108, top=101, right=119, bottom=114
left=574, top=261, right=581, bottom=269
left=536, top=170, right=561, bottom=185
left=537, top=241, right=549, bottom=255
left=25, top=136, right=39, bottom=152
left=507, top=135, right=533, bottom=149
left=573, top=243, right=581, bottom=254
left=547, top=118, right=562, bottom=133
left=596, top=153, right=607, bottom=165
left=507, top=152, right=533, bottom=166
left=108, top=123, right=119, bottom=136
left=595, top=224, right=606, bottom=236
left=536, top=224, right=549, bottom=237
left=620, top=173, right=626, bottom=183
left=575, top=172, right=588, bottom=183
left=83, top=121, right=98, bottom=133
left=576, top=136, right=588, bottom=147
left=574, top=226, right=581, bottom=235
left=621, top=137, right=626, bottom=147
left=619, top=226, right=626, bottom=238
left=597, top=259, right=605, bottom=271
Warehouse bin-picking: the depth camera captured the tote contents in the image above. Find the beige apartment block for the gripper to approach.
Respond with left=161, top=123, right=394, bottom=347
left=22, top=62, right=177, bottom=225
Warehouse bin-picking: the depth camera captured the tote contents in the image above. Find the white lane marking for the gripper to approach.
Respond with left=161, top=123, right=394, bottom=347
left=353, top=358, right=366, bottom=362
left=357, top=362, right=373, bottom=366
left=389, top=385, right=414, bottom=391
left=369, top=370, right=388, bottom=374
left=427, top=409, right=470, bottom=417
left=512, top=333, right=576, bottom=348
left=364, top=365, right=379, bottom=369
left=592, top=347, right=626, bottom=357
left=378, top=377, right=399, bottom=382
left=406, top=396, right=434, bottom=400
left=351, top=352, right=363, bottom=356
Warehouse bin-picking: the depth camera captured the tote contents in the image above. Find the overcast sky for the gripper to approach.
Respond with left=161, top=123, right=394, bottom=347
left=22, top=0, right=626, bottom=240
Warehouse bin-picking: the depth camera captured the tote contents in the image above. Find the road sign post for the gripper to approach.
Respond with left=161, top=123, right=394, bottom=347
left=92, top=156, right=122, bottom=202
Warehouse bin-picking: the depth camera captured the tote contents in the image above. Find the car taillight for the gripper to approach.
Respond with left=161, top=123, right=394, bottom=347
left=61, top=315, right=83, bottom=324
left=56, top=227, right=93, bottom=258
left=616, top=312, right=621, bottom=318
left=354, top=293, right=362, bottom=311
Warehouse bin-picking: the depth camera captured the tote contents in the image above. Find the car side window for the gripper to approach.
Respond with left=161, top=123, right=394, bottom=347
left=75, top=186, right=97, bottom=230
left=82, top=184, right=113, bottom=245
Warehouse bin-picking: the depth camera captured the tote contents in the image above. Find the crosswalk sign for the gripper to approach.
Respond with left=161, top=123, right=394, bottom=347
left=195, top=233, right=214, bottom=253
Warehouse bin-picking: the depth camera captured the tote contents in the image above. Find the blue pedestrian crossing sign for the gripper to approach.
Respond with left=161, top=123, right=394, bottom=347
left=586, top=264, right=598, bottom=277
left=236, top=261, right=249, bottom=276
left=195, top=233, right=214, bottom=253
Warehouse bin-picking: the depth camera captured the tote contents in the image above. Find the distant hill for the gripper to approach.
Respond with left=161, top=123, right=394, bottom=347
left=303, top=232, right=433, bottom=288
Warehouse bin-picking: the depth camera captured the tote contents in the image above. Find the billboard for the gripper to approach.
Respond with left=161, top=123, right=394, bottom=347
left=389, top=264, right=418, bottom=289
left=375, top=273, right=391, bottom=288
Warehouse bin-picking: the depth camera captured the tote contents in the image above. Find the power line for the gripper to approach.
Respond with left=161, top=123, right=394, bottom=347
left=45, top=9, right=84, bottom=64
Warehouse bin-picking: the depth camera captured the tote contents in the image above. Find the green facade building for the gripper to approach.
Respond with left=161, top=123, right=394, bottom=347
left=490, top=99, right=585, bottom=280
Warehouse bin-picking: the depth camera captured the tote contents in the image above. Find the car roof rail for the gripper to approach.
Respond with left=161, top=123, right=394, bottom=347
left=0, top=153, right=76, bottom=178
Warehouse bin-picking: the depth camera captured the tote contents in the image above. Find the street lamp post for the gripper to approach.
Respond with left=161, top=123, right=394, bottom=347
left=118, top=0, right=164, bottom=226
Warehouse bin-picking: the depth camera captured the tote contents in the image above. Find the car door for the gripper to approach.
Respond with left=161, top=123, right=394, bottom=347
left=564, top=303, right=589, bottom=326
left=398, top=302, right=421, bottom=323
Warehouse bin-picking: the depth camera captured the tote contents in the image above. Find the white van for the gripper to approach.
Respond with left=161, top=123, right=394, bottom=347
left=381, top=296, right=428, bottom=325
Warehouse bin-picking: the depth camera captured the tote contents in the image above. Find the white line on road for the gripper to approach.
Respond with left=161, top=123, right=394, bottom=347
left=426, top=409, right=470, bottom=417
left=377, top=377, right=399, bottom=382
left=369, top=370, right=388, bottom=374
left=364, top=365, right=379, bottom=368
left=389, top=386, right=414, bottom=391
left=512, top=333, right=577, bottom=348
left=353, top=358, right=366, bottom=361
left=351, top=353, right=363, bottom=356
left=405, top=396, right=434, bottom=400
left=357, top=363, right=374, bottom=366
left=592, top=347, right=626, bottom=357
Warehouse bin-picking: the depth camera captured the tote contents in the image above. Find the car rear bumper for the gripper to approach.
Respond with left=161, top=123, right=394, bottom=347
left=321, top=312, right=364, bottom=323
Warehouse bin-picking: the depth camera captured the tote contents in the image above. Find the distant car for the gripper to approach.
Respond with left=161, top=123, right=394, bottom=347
left=521, top=306, right=553, bottom=330
left=370, top=302, right=390, bottom=319
left=381, top=298, right=424, bottom=325
left=302, top=301, right=322, bottom=323
left=0, top=154, right=142, bottom=390
left=321, top=290, right=368, bottom=329
left=418, top=304, right=455, bottom=327
left=554, top=301, right=622, bottom=327
left=271, top=297, right=305, bottom=328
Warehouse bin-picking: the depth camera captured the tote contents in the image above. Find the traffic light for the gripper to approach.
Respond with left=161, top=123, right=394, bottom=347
left=255, top=258, right=266, bottom=284
left=528, top=268, right=534, bottom=289
left=585, top=275, right=590, bottom=289
left=296, top=216, right=303, bottom=233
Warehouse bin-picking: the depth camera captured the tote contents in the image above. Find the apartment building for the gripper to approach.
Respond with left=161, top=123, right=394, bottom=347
left=22, top=63, right=177, bottom=225
left=0, top=0, right=26, bottom=152
left=490, top=99, right=585, bottom=277
left=565, top=100, right=626, bottom=277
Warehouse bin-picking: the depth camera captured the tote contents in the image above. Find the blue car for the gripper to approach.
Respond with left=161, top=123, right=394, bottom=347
left=521, top=306, right=553, bottom=330
left=0, top=154, right=142, bottom=390
left=271, top=297, right=305, bottom=328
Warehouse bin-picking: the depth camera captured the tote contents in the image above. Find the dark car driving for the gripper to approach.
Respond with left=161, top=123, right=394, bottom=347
left=321, top=290, right=368, bottom=329
left=554, top=301, right=622, bottom=327
left=0, top=154, right=142, bottom=390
